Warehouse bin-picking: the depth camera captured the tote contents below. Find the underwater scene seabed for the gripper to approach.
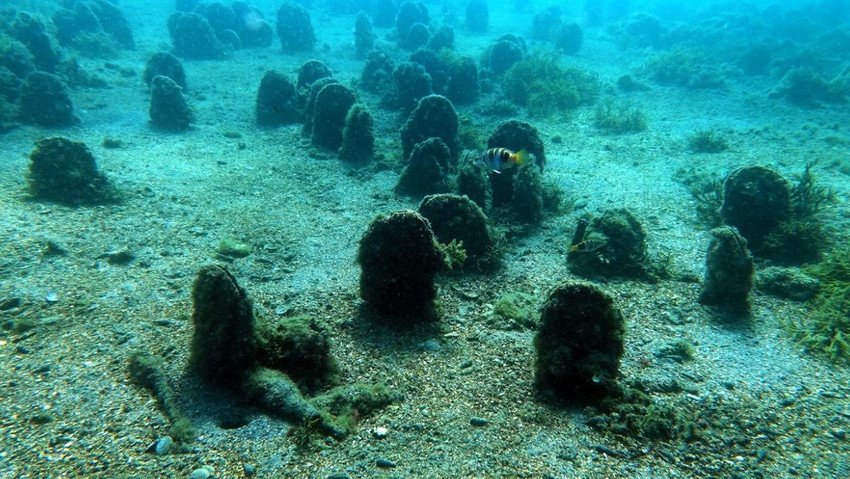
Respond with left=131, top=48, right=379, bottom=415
left=1, top=0, right=849, bottom=477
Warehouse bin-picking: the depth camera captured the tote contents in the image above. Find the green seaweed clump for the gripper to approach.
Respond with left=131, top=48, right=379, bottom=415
left=217, top=238, right=252, bottom=258
left=674, top=167, right=724, bottom=227
left=503, top=51, right=598, bottom=117
left=489, top=292, right=537, bottom=330
left=645, top=47, right=725, bottom=90
left=688, top=129, right=729, bottom=153
left=760, top=217, right=829, bottom=265
left=286, top=413, right=332, bottom=450
left=769, top=68, right=847, bottom=107
left=128, top=352, right=196, bottom=445
left=255, top=314, right=340, bottom=393
left=589, top=386, right=701, bottom=442
left=616, top=74, right=650, bottom=92
left=788, top=249, right=850, bottom=364
left=311, top=382, right=402, bottom=432
left=593, top=99, right=647, bottom=134
left=790, top=161, right=835, bottom=217
left=693, top=178, right=724, bottom=227
left=287, top=382, right=402, bottom=449
left=438, top=239, right=468, bottom=271
left=541, top=179, right=565, bottom=213
left=758, top=162, right=833, bottom=264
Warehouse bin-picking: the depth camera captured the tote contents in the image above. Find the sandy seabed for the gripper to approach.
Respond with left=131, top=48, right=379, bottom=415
left=2, top=1, right=850, bottom=478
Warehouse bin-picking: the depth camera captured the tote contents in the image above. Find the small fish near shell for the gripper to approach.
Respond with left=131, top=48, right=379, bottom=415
left=478, top=148, right=532, bottom=173
left=568, top=237, right=608, bottom=254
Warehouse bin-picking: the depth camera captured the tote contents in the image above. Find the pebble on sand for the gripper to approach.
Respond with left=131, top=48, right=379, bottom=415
left=470, top=417, right=489, bottom=427
left=151, top=436, right=173, bottom=455
left=188, top=465, right=215, bottom=479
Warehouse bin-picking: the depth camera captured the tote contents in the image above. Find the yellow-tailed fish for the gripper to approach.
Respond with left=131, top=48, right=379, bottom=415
left=568, top=238, right=608, bottom=254
left=480, top=148, right=531, bottom=174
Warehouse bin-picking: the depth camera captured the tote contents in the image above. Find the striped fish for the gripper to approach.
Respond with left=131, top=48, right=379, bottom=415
left=479, top=148, right=531, bottom=174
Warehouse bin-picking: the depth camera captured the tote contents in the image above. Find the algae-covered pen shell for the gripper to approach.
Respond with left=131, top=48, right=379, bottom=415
left=4, top=1, right=850, bottom=477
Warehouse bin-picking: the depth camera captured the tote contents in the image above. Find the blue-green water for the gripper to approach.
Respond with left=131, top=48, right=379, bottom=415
left=1, top=1, right=849, bottom=477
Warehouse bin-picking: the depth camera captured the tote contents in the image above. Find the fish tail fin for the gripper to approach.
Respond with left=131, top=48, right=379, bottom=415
left=514, top=149, right=531, bottom=166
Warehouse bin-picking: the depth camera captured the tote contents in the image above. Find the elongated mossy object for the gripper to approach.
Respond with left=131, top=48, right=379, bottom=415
left=128, top=352, right=195, bottom=445
left=189, top=265, right=256, bottom=389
